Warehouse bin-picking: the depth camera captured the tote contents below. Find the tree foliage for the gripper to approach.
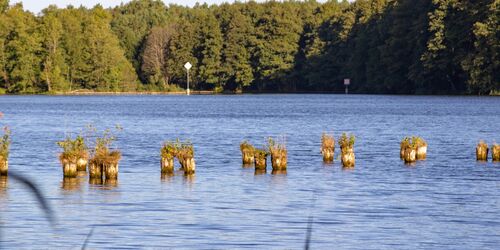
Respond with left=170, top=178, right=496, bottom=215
left=0, top=0, right=497, bottom=94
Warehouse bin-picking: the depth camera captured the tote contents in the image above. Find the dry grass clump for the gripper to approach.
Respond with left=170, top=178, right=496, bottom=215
left=476, top=140, right=488, bottom=161
left=161, top=140, right=178, bottom=159
left=338, top=133, right=355, bottom=167
left=268, top=137, right=287, bottom=170
left=240, top=141, right=255, bottom=165
left=0, top=127, right=10, bottom=176
left=321, top=133, right=335, bottom=163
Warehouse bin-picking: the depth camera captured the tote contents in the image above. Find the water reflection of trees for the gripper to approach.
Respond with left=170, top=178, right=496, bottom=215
left=0, top=175, right=8, bottom=197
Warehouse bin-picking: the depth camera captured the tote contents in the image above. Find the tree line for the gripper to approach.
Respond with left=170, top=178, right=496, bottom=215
left=0, top=0, right=498, bottom=95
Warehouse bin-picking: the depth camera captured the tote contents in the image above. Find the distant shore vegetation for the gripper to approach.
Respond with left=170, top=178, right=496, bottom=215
left=0, top=0, right=498, bottom=95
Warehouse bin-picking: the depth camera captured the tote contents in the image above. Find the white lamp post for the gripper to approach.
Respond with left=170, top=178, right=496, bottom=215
left=184, top=62, right=192, bottom=95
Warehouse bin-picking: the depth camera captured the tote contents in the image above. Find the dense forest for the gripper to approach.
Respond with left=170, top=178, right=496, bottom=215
left=0, top=0, right=498, bottom=95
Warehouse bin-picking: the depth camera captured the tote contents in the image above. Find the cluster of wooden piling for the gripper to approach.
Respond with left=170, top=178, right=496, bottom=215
left=238, top=137, right=288, bottom=174
left=400, top=136, right=427, bottom=164
left=319, top=133, right=357, bottom=168
left=160, top=140, right=195, bottom=175
left=56, top=128, right=122, bottom=184
left=476, top=141, right=499, bottom=162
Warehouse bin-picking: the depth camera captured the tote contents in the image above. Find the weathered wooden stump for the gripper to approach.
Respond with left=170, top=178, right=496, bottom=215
left=161, top=157, right=175, bottom=174
left=491, top=144, right=499, bottom=162
left=76, top=157, right=88, bottom=172
left=240, top=141, right=255, bottom=165
left=341, top=147, right=356, bottom=168
left=476, top=140, right=489, bottom=161
left=403, top=146, right=417, bottom=164
left=0, top=157, right=8, bottom=176
left=321, top=133, right=335, bottom=163
left=415, top=138, right=428, bottom=160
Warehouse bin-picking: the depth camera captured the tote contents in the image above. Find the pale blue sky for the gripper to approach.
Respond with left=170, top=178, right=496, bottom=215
left=11, top=0, right=329, bottom=14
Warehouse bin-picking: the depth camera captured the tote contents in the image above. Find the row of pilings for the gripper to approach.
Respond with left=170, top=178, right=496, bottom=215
left=1, top=135, right=499, bottom=180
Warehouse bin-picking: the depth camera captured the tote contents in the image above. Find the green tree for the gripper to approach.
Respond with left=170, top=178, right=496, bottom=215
left=4, top=3, right=42, bottom=93
left=194, top=9, right=223, bottom=90
left=110, top=0, right=168, bottom=81
left=218, top=4, right=254, bottom=91
left=82, top=5, right=138, bottom=91
left=254, top=2, right=303, bottom=91
left=40, top=5, right=67, bottom=92
left=461, top=0, right=499, bottom=94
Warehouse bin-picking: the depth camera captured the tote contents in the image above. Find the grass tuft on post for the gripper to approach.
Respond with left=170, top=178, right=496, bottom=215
left=415, top=137, right=428, bottom=160
left=254, top=148, right=268, bottom=170
left=88, top=126, right=122, bottom=181
left=476, top=140, right=489, bottom=161
left=400, top=136, right=429, bottom=164
left=492, top=143, right=499, bottom=162
left=160, top=140, right=178, bottom=174
left=339, top=133, right=355, bottom=168
left=177, top=141, right=195, bottom=175
left=268, top=137, right=287, bottom=170
left=240, top=141, right=255, bottom=165
left=321, top=133, right=335, bottom=163
left=57, top=135, right=89, bottom=177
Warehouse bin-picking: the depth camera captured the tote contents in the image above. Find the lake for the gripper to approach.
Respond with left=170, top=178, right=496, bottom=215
left=0, top=95, right=499, bottom=249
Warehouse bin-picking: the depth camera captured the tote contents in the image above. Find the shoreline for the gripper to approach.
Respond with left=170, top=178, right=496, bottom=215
left=0, top=90, right=498, bottom=96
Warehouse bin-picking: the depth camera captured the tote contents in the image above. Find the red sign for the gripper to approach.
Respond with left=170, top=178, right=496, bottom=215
left=344, top=79, right=350, bottom=86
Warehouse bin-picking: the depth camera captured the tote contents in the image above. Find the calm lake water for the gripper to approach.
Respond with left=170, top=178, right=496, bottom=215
left=0, top=95, right=499, bottom=249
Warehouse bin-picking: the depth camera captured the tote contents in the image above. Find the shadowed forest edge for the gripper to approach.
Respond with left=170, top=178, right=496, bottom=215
left=0, top=0, right=498, bottom=95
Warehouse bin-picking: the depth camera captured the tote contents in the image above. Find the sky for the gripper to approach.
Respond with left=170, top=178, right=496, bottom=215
left=11, top=0, right=329, bottom=14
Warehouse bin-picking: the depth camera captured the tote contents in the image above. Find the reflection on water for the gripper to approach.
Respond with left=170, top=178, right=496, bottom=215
left=254, top=169, right=267, bottom=175
left=161, top=172, right=174, bottom=182
left=89, top=178, right=103, bottom=185
left=0, top=175, right=7, bottom=197
left=271, top=169, right=287, bottom=175
left=104, top=179, right=118, bottom=189
left=183, top=174, right=195, bottom=189
left=1, top=95, right=499, bottom=249
left=88, top=178, right=118, bottom=189
left=61, top=177, right=82, bottom=192
left=342, top=166, right=355, bottom=172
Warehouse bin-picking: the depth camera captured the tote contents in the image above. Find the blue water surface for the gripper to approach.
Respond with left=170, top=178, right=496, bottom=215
left=0, top=94, right=499, bottom=249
